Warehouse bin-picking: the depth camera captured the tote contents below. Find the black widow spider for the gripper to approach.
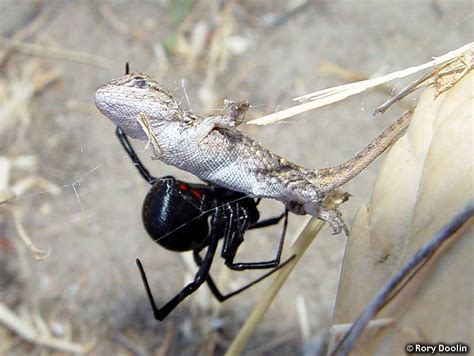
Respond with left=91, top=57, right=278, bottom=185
left=116, top=65, right=293, bottom=321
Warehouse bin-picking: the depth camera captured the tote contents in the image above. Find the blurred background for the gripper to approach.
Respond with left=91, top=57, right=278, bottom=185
left=0, top=1, right=471, bottom=354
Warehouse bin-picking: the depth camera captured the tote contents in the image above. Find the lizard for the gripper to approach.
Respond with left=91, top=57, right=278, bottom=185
left=94, top=72, right=413, bottom=235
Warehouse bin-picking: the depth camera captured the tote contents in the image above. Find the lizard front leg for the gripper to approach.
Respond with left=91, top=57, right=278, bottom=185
left=196, top=100, right=250, bottom=144
left=136, top=113, right=163, bottom=157
left=224, top=99, right=250, bottom=126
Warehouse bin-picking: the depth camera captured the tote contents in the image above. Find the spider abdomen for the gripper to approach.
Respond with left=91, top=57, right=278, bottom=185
left=142, top=179, right=211, bottom=252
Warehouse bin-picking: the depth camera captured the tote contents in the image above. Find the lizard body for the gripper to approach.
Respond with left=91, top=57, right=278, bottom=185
left=94, top=72, right=413, bottom=234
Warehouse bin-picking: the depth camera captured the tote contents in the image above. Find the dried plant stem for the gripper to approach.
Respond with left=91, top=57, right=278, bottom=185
left=0, top=1, right=57, bottom=66
left=0, top=303, right=85, bottom=353
left=226, top=191, right=349, bottom=355
left=248, top=42, right=473, bottom=125
left=10, top=208, right=50, bottom=260
left=0, top=36, right=113, bottom=69
left=156, top=323, right=175, bottom=356
left=99, top=5, right=132, bottom=39
left=0, top=60, right=61, bottom=138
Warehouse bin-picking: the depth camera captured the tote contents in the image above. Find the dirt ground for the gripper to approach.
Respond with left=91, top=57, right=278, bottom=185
left=0, top=1, right=471, bottom=355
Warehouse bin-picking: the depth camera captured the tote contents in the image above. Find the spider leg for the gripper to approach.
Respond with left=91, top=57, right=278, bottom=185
left=225, top=209, right=289, bottom=271
left=115, top=126, right=159, bottom=185
left=193, top=250, right=296, bottom=302
left=249, top=211, right=285, bottom=229
left=136, top=210, right=222, bottom=321
left=221, top=203, right=240, bottom=258
left=221, top=203, right=252, bottom=263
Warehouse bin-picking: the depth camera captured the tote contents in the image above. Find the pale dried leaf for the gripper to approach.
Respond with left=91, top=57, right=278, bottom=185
left=331, top=71, right=473, bottom=354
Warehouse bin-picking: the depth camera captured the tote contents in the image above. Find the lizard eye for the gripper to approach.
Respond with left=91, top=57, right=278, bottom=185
left=134, top=79, right=148, bottom=88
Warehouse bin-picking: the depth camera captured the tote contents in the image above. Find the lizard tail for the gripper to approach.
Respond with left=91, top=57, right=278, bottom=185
left=313, top=110, right=414, bottom=192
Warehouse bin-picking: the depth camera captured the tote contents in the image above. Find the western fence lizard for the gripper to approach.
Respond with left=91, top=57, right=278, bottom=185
left=94, top=72, right=413, bottom=234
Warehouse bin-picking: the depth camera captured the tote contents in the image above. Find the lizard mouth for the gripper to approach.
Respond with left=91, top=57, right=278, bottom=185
left=93, top=87, right=110, bottom=113
left=94, top=87, right=149, bottom=141
left=94, top=87, right=127, bottom=118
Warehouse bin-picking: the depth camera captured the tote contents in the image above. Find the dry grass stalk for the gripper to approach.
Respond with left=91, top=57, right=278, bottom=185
left=375, top=48, right=473, bottom=114
left=0, top=60, right=60, bottom=137
left=248, top=42, right=473, bottom=125
left=0, top=36, right=113, bottom=69
left=0, top=172, right=59, bottom=259
left=0, top=60, right=60, bottom=257
left=0, top=2, right=57, bottom=66
left=198, top=0, right=238, bottom=108
left=226, top=190, right=349, bottom=355
left=0, top=302, right=86, bottom=353
left=156, top=323, right=176, bottom=356
left=99, top=4, right=155, bottom=42
left=10, top=208, right=50, bottom=260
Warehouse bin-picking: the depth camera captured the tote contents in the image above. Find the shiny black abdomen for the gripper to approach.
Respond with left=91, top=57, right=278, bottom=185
left=142, top=178, right=260, bottom=252
left=142, top=178, right=210, bottom=251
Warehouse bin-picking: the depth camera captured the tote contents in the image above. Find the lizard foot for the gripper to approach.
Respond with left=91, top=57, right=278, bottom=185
left=318, top=207, right=349, bottom=235
left=286, top=200, right=349, bottom=236
left=224, top=99, right=250, bottom=126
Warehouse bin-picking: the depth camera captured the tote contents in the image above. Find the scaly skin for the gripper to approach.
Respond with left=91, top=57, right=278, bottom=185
left=94, top=72, right=413, bottom=234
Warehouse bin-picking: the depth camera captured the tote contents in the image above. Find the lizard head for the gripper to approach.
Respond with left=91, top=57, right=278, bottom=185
left=94, top=72, right=182, bottom=140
